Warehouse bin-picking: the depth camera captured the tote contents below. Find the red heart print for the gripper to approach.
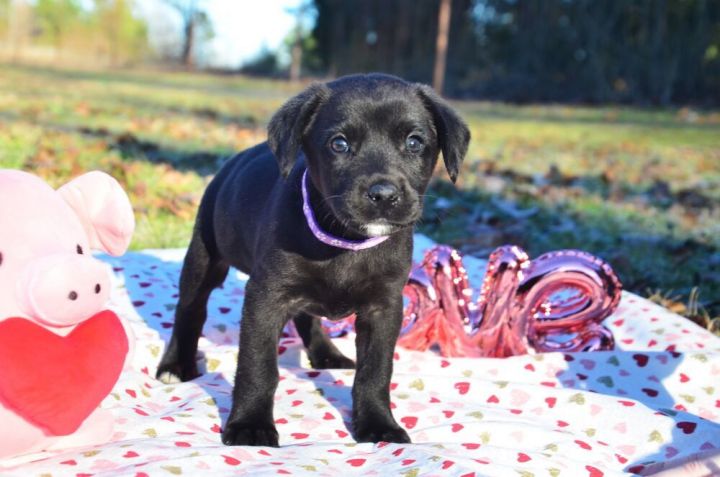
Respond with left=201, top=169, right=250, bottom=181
left=575, top=440, right=592, bottom=450
left=676, top=421, right=697, bottom=434
left=222, top=455, right=241, bottom=465
left=632, top=354, right=649, bottom=367
left=586, top=465, right=604, bottom=477
left=455, top=382, right=470, bottom=394
left=642, top=388, right=659, bottom=397
left=400, top=416, right=418, bottom=429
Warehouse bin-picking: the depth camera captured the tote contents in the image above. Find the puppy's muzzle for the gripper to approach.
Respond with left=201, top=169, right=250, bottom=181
left=345, top=175, right=420, bottom=236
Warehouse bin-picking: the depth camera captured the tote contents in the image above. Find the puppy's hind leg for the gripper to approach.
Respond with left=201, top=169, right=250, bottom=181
left=293, top=313, right=355, bottom=369
left=157, top=229, right=229, bottom=383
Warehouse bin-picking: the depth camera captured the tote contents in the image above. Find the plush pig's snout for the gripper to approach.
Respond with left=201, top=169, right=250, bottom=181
left=16, top=254, right=111, bottom=327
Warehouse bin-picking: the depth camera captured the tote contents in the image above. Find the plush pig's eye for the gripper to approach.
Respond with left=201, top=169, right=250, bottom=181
left=0, top=251, right=3, bottom=267
left=76, top=245, right=84, bottom=255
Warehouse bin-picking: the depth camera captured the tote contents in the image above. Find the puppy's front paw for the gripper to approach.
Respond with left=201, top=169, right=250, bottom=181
left=354, top=423, right=411, bottom=444
left=310, top=352, right=356, bottom=370
left=156, top=360, right=200, bottom=383
left=222, top=421, right=279, bottom=447
left=156, top=350, right=205, bottom=383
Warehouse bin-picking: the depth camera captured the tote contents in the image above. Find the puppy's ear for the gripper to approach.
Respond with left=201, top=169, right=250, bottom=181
left=268, top=83, right=329, bottom=179
left=417, top=85, right=471, bottom=184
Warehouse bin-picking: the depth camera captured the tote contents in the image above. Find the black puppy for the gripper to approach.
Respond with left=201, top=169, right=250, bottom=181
left=156, top=73, right=470, bottom=447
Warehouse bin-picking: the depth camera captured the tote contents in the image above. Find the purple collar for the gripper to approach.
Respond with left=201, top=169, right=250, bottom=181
left=301, top=170, right=389, bottom=251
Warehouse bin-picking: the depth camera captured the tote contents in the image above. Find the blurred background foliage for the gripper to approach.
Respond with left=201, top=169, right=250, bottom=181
left=2, top=0, right=719, bottom=104
left=0, top=0, right=718, bottom=329
left=1, top=0, right=148, bottom=66
left=310, top=0, right=720, bottom=105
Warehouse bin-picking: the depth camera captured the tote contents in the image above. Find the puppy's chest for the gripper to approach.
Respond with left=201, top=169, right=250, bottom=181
left=291, top=261, right=399, bottom=319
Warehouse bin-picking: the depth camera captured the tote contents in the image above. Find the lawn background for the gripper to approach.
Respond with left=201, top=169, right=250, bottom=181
left=1, top=63, right=718, bottom=331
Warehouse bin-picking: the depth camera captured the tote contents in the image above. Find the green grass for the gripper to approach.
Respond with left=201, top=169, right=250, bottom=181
left=0, top=63, right=297, bottom=248
left=1, top=62, right=719, bottom=324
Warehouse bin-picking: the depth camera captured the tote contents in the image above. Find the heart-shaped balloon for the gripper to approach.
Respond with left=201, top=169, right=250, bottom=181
left=316, top=244, right=621, bottom=358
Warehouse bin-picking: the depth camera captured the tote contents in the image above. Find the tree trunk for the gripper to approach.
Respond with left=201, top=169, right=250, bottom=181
left=181, top=17, right=194, bottom=68
left=290, top=36, right=302, bottom=81
left=433, top=0, right=451, bottom=94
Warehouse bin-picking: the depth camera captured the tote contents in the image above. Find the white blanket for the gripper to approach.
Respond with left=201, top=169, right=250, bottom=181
left=2, top=236, right=719, bottom=476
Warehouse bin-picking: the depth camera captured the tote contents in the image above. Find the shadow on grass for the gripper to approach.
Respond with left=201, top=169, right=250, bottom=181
left=0, top=110, right=234, bottom=176
left=108, top=129, right=228, bottom=176
left=81, top=125, right=231, bottom=176
left=420, top=177, right=720, bottom=318
left=98, top=95, right=264, bottom=128
left=456, top=103, right=720, bottom=131
left=3, top=62, right=290, bottom=99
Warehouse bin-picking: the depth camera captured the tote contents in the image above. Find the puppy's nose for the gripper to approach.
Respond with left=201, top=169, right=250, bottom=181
left=367, top=182, right=400, bottom=204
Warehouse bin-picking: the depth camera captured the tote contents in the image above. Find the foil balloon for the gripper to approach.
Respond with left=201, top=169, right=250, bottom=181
left=314, top=244, right=621, bottom=358
left=396, top=245, right=621, bottom=357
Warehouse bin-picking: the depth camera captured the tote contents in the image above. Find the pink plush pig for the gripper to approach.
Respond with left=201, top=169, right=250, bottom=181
left=0, top=170, right=135, bottom=458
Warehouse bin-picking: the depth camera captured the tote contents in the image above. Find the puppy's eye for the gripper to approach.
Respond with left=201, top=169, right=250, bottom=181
left=405, top=135, right=424, bottom=153
left=76, top=244, right=84, bottom=255
left=330, top=136, right=350, bottom=154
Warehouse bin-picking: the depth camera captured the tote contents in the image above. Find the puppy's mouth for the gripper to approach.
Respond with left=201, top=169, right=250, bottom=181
left=347, top=210, right=421, bottom=238
left=360, top=220, right=407, bottom=237
left=324, top=193, right=421, bottom=238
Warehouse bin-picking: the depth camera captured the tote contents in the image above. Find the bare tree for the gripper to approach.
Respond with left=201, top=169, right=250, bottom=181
left=163, top=0, right=208, bottom=68
left=287, top=1, right=314, bottom=82
left=5, top=0, right=33, bottom=61
left=432, top=0, right=451, bottom=94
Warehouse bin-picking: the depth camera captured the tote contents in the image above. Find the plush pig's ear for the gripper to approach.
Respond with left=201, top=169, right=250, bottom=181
left=58, top=171, right=135, bottom=256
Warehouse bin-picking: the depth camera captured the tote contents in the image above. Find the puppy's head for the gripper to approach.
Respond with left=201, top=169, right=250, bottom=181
left=268, top=73, right=470, bottom=237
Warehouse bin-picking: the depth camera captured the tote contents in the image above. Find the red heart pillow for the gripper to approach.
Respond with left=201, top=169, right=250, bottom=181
left=0, top=310, right=128, bottom=436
